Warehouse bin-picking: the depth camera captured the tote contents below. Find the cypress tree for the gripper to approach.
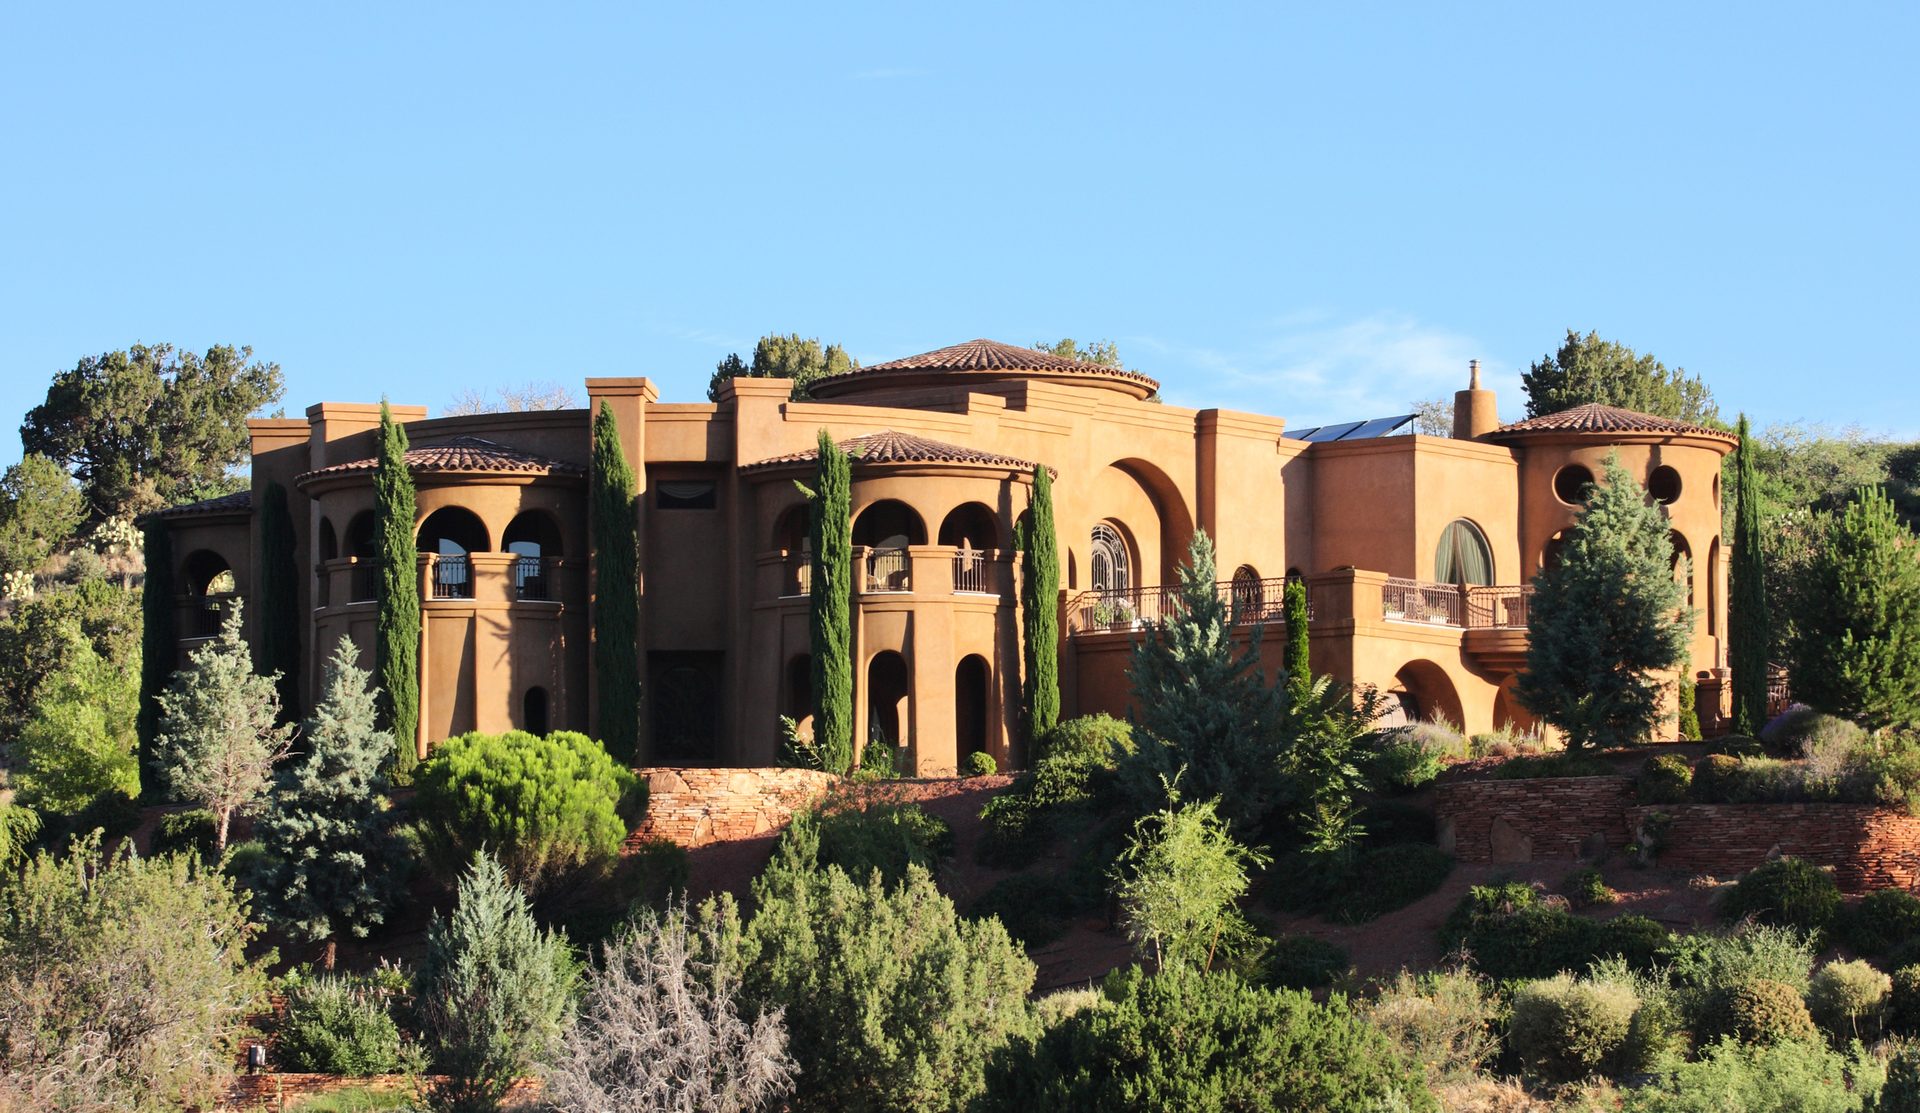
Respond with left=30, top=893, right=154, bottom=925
left=373, top=401, right=420, bottom=780
left=259, top=480, right=302, bottom=724
left=1792, top=486, right=1920, bottom=730
left=591, top=401, right=641, bottom=764
left=1515, top=453, right=1691, bottom=750
left=809, top=430, right=853, bottom=775
left=1019, top=463, right=1060, bottom=745
left=257, top=635, right=401, bottom=949
left=1282, top=576, right=1311, bottom=699
left=1730, top=413, right=1772, bottom=735
left=138, top=517, right=174, bottom=800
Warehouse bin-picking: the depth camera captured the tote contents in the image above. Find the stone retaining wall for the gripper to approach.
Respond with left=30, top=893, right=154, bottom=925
left=1626, top=803, right=1920, bottom=891
left=1435, top=776, right=1636, bottom=863
left=630, top=767, right=838, bottom=848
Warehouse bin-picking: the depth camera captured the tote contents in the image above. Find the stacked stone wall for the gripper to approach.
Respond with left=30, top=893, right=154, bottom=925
left=1626, top=803, right=1920, bottom=891
left=630, top=766, right=837, bottom=848
left=1435, top=776, right=1636, bottom=863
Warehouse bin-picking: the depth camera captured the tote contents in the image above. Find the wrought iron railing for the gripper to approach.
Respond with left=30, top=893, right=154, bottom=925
left=864, top=548, right=910, bottom=593
left=1065, top=576, right=1306, bottom=635
left=1383, top=579, right=1534, bottom=629
left=512, top=556, right=552, bottom=601
left=431, top=555, right=473, bottom=600
left=349, top=560, right=380, bottom=603
left=952, top=548, right=987, bottom=593
left=187, top=594, right=234, bottom=638
left=782, top=554, right=812, bottom=598
left=1464, top=584, right=1531, bottom=629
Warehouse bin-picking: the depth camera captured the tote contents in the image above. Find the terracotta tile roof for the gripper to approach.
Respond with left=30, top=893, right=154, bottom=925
left=743, top=430, right=1046, bottom=473
left=146, top=489, right=252, bottom=521
left=1487, top=403, right=1735, bottom=443
left=811, top=338, right=1160, bottom=392
left=296, top=435, right=586, bottom=486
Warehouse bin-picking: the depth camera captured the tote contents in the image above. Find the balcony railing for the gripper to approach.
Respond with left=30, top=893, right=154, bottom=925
left=953, top=548, right=987, bottom=593
left=1065, top=576, right=1307, bottom=636
left=782, top=554, right=812, bottom=598
left=512, top=555, right=553, bottom=601
left=186, top=593, right=235, bottom=638
left=864, top=547, right=910, bottom=593
left=431, top=555, right=473, bottom=600
left=349, top=560, right=380, bottom=603
left=1383, top=579, right=1534, bottom=629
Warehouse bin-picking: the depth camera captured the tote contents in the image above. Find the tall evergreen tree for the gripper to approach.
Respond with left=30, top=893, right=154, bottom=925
left=809, top=429, right=854, bottom=775
left=138, top=518, right=174, bottom=800
left=1792, top=487, right=1920, bottom=731
left=1730, top=414, right=1773, bottom=735
left=1283, top=576, right=1311, bottom=700
left=1521, top=330, right=1717, bottom=423
left=257, top=636, right=402, bottom=950
left=373, top=401, right=420, bottom=780
left=258, top=480, right=302, bottom=724
left=1516, top=454, right=1691, bottom=750
left=1019, top=463, right=1060, bottom=745
left=590, top=402, right=641, bottom=763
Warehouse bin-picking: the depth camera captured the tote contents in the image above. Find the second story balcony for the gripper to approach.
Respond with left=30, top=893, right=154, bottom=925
left=766, top=545, right=1015, bottom=602
left=320, top=553, right=581, bottom=611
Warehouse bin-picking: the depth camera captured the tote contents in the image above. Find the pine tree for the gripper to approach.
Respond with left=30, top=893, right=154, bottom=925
left=1516, top=454, right=1691, bottom=750
left=258, top=480, right=302, bottom=724
left=155, top=601, right=296, bottom=852
left=257, top=635, right=401, bottom=948
left=591, top=402, right=641, bottom=763
left=1792, top=487, right=1920, bottom=730
left=809, top=430, right=853, bottom=775
left=138, top=517, right=174, bottom=800
left=373, top=401, right=420, bottom=779
left=1730, top=413, right=1773, bottom=735
left=1019, top=463, right=1060, bottom=746
left=1120, top=529, right=1278, bottom=830
left=1283, top=576, right=1311, bottom=700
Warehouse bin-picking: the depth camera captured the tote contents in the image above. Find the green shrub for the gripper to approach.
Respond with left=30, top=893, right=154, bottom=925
left=975, top=967, right=1436, bottom=1112
left=964, top=750, right=999, bottom=776
left=1638, top=754, right=1693, bottom=804
left=1370, top=721, right=1463, bottom=791
left=1439, top=883, right=1668, bottom=980
left=1662, top=923, right=1818, bottom=1029
left=1707, top=734, right=1765, bottom=757
left=1760, top=707, right=1863, bottom=759
left=1708, top=979, right=1822, bottom=1046
left=152, top=808, right=217, bottom=861
left=1487, top=752, right=1617, bottom=780
left=1720, top=857, right=1842, bottom=937
left=33, top=788, right=142, bottom=851
left=1892, top=966, right=1920, bottom=1034
left=973, top=873, right=1071, bottom=950
left=549, top=836, right=690, bottom=948
left=1808, top=960, right=1890, bottom=1043
left=976, top=751, right=1109, bottom=866
left=411, top=730, right=642, bottom=896
left=1507, top=973, right=1639, bottom=1082
left=1261, top=934, right=1350, bottom=990
left=1623, top=1037, right=1876, bottom=1113
left=1364, top=967, right=1500, bottom=1086
left=1881, top=1044, right=1920, bottom=1112
left=275, top=973, right=407, bottom=1074
left=1564, top=866, right=1618, bottom=908
left=1035, top=714, right=1132, bottom=765
left=807, top=798, right=952, bottom=887
left=1689, top=752, right=1744, bottom=800
left=1328, top=844, right=1455, bottom=924
left=1838, top=889, right=1920, bottom=956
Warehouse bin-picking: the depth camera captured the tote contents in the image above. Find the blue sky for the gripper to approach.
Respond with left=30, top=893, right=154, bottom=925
left=3, top=3, right=1915, bottom=468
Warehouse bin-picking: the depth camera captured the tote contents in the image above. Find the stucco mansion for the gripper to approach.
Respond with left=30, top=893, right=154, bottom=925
left=151, top=339, right=1735, bottom=775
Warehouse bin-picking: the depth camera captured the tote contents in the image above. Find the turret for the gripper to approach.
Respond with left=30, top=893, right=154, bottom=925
left=1453, top=359, right=1499, bottom=440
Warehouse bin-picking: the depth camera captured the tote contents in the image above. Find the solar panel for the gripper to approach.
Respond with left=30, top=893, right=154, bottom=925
left=1303, top=420, right=1366, bottom=443
left=1347, top=414, right=1415, bottom=440
left=1285, top=424, right=1323, bottom=441
left=1282, top=414, right=1416, bottom=442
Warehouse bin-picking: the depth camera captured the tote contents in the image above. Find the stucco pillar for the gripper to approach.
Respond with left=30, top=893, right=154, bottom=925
left=583, top=377, right=655, bottom=757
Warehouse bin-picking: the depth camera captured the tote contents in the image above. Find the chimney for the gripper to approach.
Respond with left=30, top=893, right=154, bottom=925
left=1453, top=359, right=1498, bottom=440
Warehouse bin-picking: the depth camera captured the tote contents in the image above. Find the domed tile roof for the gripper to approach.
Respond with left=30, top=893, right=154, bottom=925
left=809, top=338, right=1159, bottom=398
left=295, top=435, right=586, bottom=488
left=1486, top=403, right=1735, bottom=444
left=743, top=429, right=1046, bottom=474
left=143, top=489, right=253, bottom=522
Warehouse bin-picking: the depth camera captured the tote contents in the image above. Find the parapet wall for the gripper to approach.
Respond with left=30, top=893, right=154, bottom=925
left=631, top=767, right=838, bottom=848
left=1625, top=803, right=1920, bottom=891
left=1435, top=776, right=1636, bottom=863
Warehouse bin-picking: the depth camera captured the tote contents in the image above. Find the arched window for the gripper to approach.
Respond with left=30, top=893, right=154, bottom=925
left=184, top=550, right=235, bottom=597
left=418, top=507, right=489, bottom=600
left=316, top=518, right=338, bottom=607
left=504, top=511, right=563, bottom=601
left=1230, top=565, right=1263, bottom=623
left=1435, top=520, right=1494, bottom=586
left=1670, top=531, right=1694, bottom=610
left=1091, top=523, right=1130, bottom=595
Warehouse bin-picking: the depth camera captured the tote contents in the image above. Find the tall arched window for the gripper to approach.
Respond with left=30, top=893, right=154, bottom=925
left=1434, top=520, right=1494, bottom=586
left=1090, top=523, right=1130, bottom=595
left=1230, top=564, right=1262, bottom=622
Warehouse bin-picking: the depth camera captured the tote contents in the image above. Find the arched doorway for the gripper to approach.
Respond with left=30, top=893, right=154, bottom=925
left=1090, top=522, right=1132, bottom=595
left=522, top=687, right=549, bottom=736
left=417, top=506, right=490, bottom=600
left=955, top=655, right=990, bottom=766
left=853, top=501, right=925, bottom=593
left=182, top=550, right=235, bottom=638
left=1392, top=660, right=1466, bottom=730
left=865, top=650, right=911, bottom=770
left=784, top=653, right=813, bottom=730
left=1229, top=564, right=1263, bottom=623
left=1707, top=536, right=1721, bottom=638
left=941, top=503, right=999, bottom=593
left=504, top=510, right=563, bottom=600
left=649, top=653, right=721, bottom=763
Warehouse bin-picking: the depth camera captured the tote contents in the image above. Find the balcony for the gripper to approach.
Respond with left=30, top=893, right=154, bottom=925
left=765, top=546, right=1014, bottom=601
left=178, top=593, right=237, bottom=641
left=1065, top=575, right=1308, bottom=636
left=1382, top=579, right=1533, bottom=629
left=864, top=546, right=910, bottom=593
left=318, top=554, right=580, bottom=610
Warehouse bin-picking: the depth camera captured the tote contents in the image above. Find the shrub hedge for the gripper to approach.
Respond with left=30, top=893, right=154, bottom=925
left=1718, top=857, right=1842, bottom=938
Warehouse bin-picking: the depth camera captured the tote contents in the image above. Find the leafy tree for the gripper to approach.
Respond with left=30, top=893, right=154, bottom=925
left=1522, top=330, right=1717, bottom=424
left=707, top=333, right=858, bottom=402
left=808, top=429, right=854, bottom=774
left=13, top=626, right=140, bottom=814
left=1283, top=576, right=1311, bottom=699
left=737, top=818, right=1037, bottom=1112
left=0, top=452, right=86, bottom=574
left=443, top=381, right=579, bottom=415
left=259, top=480, right=302, bottom=723
left=1019, top=462, right=1061, bottom=744
left=543, top=899, right=797, bottom=1113
left=256, top=636, right=403, bottom=946
left=154, top=601, right=296, bottom=852
left=1516, top=454, right=1692, bottom=749
left=1411, top=396, right=1455, bottom=437
left=0, top=832, right=268, bottom=1112
left=976, top=966, right=1435, bottom=1113
left=416, top=855, right=581, bottom=1113
left=412, top=729, right=642, bottom=896
left=20, top=343, right=283, bottom=521
left=138, top=518, right=173, bottom=798
left=1731, top=415, right=1772, bottom=734
left=0, top=575, right=141, bottom=747
left=1111, top=786, right=1270, bottom=972
left=374, top=401, right=421, bottom=777
left=1033, top=337, right=1125, bottom=367
left=591, top=400, right=641, bottom=763
left=1792, top=487, right=1920, bottom=730
left=1277, top=676, right=1388, bottom=855
left=1120, top=529, right=1279, bottom=830
left=0, top=793, right=38, bottom=877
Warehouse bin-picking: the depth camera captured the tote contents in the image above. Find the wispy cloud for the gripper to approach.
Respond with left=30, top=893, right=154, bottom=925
left=1133, top=312, right=1516, bottom=427
left=850, top=67, right=930, bottom=80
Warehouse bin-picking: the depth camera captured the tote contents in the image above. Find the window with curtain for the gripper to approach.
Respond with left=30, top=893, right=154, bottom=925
left=1435, top=520, right=1493, bottom=586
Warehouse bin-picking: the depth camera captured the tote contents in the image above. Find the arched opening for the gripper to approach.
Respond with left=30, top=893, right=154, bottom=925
left=1493, top=681, right=1541, bottom=737
left=784, top=654, right=813, bottom=726
left=417, top=506, right=489, bottom=600
left=955, top=655, right=990, bottom=766
left=316, top=518, right=338, bottom=606
left=345, top=511, right=379, bottom=558
left=1090, top=521, right=1132, bottom=596
left=182, top=550, right=235, bottom=638
left=865, top=650, right=911, bottom=769
left=1435, top=519, right=1494, bottom=586
left=522, top=687, right=549, bottom=737
left=1229, top=564, right=1264, bottom=623
left=774, top=503, right=812, bottom=596
left=1707, top=536, right=1721, bottom=638
left=1540, top=530, right=1570, bottom=573
left=938, top=503, right=1001, bottom=549
left=1104, top=457, right=1195, bottom=583
left=1391, top=660, right=1466, bottom=731
left=504, top=510, right=563, bottom=600
left=1670, top=531, right=1694, bottom=611
left=1648, top=466, right=1683, bottom=506
left=854, top=500, right=925, bottom=594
